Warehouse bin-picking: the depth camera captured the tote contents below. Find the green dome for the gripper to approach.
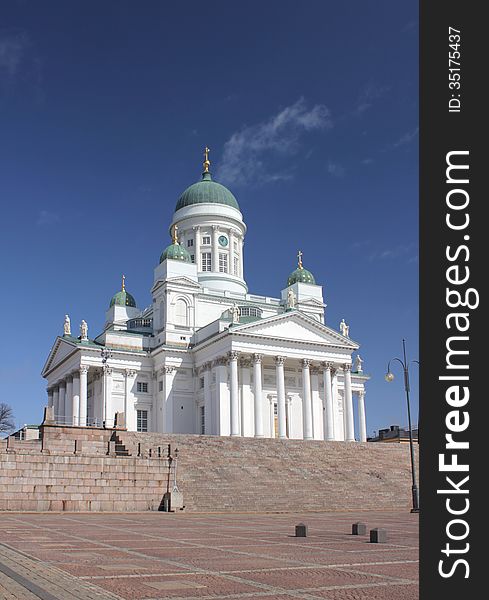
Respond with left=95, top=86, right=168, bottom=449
left=110, top=290, right=137, bottom=308
left=160, top=242, right=191, bottom=264
left=287, top=267, right=316, bottom=286
left=175, top=172, right=239, bottom=211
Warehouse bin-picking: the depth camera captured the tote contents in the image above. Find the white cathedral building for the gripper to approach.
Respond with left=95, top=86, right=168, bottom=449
left=42, top=150, right=369, bottom=442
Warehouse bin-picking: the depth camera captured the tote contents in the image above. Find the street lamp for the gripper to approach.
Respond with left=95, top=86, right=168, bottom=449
left=385, top=338, right=419, bottom=513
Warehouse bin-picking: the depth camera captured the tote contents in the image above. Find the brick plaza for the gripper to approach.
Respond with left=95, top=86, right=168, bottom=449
left=0, top=510, right=418, bottom=600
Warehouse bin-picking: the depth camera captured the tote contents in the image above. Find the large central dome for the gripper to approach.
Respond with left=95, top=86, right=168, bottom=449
left=175, top=171, right=239, bottom=212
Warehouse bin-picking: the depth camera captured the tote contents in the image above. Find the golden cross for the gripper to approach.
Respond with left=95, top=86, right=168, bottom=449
left=121, top=274, right=125, bottom=291
left=297, top=250, right=303, bottom=269
left=203, top=146, right=211, bottom=172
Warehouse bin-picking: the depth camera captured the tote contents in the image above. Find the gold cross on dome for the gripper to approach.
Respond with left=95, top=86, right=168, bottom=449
left=172, top=224, right=179, bottom=244
left=203, top=146, right=211, bottom=172
left=121, top=274, right=125, bottom=291
left=297, top=250, right=303, bottom=269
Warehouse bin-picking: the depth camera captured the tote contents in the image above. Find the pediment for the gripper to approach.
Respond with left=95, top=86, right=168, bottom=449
left=42, top=337, right=78, bottom=376
left=152, top=277, right=201, bottom=294
left=231, top=312, right=358, bottom=349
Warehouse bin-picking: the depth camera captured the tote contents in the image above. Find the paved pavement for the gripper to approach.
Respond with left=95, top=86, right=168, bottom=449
left=0, top=510, right=418, bottom=600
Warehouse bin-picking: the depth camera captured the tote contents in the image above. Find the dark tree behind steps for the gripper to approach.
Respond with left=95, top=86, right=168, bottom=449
left=0, top=403, right=15, bottom=433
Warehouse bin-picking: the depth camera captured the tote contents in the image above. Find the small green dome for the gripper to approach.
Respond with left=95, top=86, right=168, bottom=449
left=160, top=242, right=191, bottom=264
left=110, top=290, right=137, bottom=308
left=287, top=267, right=316, bottom=286
left=175, top=171, right=239, bottom=212
left=110, top=276, right=137, bottom=308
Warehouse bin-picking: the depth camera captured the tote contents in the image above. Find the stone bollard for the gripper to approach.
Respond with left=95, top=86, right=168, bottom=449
left=74, top=440, right=83, bottom=454
left=42, top=405, right=55, bottom=425
left=295, top=523, right=307, bottom=537
left=6, top=436, right=15, bottom=452
left=370, top=528, right=387, bottom=543
left=352, top=522, right=367, bottom=535
left=108, top=441, right=116, bottom=456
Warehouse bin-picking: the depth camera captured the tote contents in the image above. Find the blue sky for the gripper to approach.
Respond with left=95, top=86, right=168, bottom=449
left=0, top=1, right=418, bottom=437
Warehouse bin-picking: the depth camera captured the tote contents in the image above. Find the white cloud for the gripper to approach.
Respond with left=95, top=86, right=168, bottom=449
left=327, top=161, right=345, bottom=177
left=216, top=98, right=332, bottom=186
left=354, top=82, right=390, bottom=115
left=393, top=127, right=419, bottom=148
left=37, top=210, right=60, bottom=226
left=0, top=31, right=29, bottom=78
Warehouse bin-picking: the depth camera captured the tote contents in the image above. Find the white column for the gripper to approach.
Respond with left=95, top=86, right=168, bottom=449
left=358, top=390, right=367, bottom=442
left=163, top=366, right=177, bottom=433
left=72, top=372, right=80, bottom=426
left=47, top=389, right=54, bottom=408
left=102, top=366, right=113, bottom=427
left=343, top=364, right=355, bottom=442
left=253, top=354, right=264, bottom=438
left=229, top=351, right=240, bottom=436
left=58, top=381, right=66, bottom=425
left=212, top=225, right=219, bottom=272
left=65, top=376, right=73, bottom=425
left=275, top=356, right=287, bottom=439
left=52, top=386, right=59, bottom=422
left=323, top=362, right=335, bottom=441
left=301, top=359, right=313, bottom=440
left=237, top=234, right=244, bottom=279
left=79, top=365, right=89, bottom=427
left=240, top=358, right=252, bottom=436
left=214, top=358, right=230, bottom=435
left=125, top=370, right=137, bottom=431
left=193, top=225, right=201, bottom=269
left=229, top=229, right=235, bottom=275
left=203, top=363, right=212, bottom=434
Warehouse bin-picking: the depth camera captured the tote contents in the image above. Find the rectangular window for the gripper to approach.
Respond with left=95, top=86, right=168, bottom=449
left=190, top=254, right=195, bottom=263
left=202, top=235, right=211, bottom=245
left=137, top=410, right=148, bottom=432
left=233, top=256, right=239, bottom=276
left=202, top=252, right=212, bottom=272
left=158, top=381, right=163, bottom=392
left=219, top=253, right=228, bottom=273
left=137, top=382, right=148, bottom=393
left=187, top=239, right=194, bottom=247
left=200, top=406, right=205, bottom=434
left=200, top=377, right=204, bottom=389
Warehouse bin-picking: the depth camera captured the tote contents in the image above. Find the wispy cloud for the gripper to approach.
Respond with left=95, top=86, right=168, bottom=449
left=0, top=30, right=30, bottom=82
left=327, top=161, right=345, bottom=177
left=37, top=210, right=60, bottom=227
left=216, top=98, right=332, bottom=186
left=361, top=158, right=374, bottom=165
left=0, top=29, right=43, bottom=101
left=393, top=127, right=419, bottom=148
left=354, top=82, right=390, bottom=115
left=367, top=243, right=418, bottom=263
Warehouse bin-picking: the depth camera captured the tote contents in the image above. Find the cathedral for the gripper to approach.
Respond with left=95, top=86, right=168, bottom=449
left=42, top=149, right=369, bottom=442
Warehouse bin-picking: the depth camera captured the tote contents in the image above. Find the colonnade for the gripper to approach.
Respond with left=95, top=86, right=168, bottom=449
left=198, top=353, right=367, bottom=442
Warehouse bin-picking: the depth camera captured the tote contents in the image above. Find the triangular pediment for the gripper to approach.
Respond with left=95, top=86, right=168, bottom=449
left=231, top=311, right=358, bottom=349
left=42, top=336, right=78, bottom=376
left=152, top=276, right=201, bottom=294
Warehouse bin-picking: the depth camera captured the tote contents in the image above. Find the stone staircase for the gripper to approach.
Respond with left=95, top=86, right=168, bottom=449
left=117, top=432, right=418, bottom=513
left=110, top=432, right=131, bottom=457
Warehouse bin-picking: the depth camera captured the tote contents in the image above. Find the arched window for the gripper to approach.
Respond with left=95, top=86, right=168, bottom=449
left=174, top=298, right=189, bottom=326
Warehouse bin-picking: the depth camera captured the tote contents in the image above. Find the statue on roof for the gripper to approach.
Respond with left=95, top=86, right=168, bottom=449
left=80, top=320, right=88, bottom=341
left=63, top=315, right=71, bottom=336
left=231, top=303, right=240, bottom=324
left=354, top=355, right=364, bottom=373
left=286, top=288, right=296, bottom=310
left=340, top=319, right=349, bottom=337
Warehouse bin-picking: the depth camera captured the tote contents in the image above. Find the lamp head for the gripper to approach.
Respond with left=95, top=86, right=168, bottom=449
left=385, top=372, right=395, bottom=383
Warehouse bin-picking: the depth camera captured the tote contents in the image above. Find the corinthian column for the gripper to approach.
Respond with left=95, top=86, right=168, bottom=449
left=79, top=365, right=89, bottom=427
left=358, top=390, right=367, bottom=442
left=275, top=356, right=287, bottom=438
left=253, top=354, right=264, bottom=438
left=322, top=362, right=335, bottom=441
left=301, top=359, right=313, bottom=440
left=343, top=364, right=355, bottom=442
left=229, top=351, right=240, bottom=436
left=212, top=225, right=219, bottom=272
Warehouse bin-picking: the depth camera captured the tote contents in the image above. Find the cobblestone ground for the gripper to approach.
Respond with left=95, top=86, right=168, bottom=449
left=0, top=510, right=418, bottom=600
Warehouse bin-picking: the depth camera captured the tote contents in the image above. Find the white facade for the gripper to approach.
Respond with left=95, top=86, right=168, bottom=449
left=42, top=161, right=369, bottom=442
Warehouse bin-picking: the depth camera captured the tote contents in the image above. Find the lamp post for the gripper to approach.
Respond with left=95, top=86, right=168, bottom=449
left=385, top=338, right=419, bottom=513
